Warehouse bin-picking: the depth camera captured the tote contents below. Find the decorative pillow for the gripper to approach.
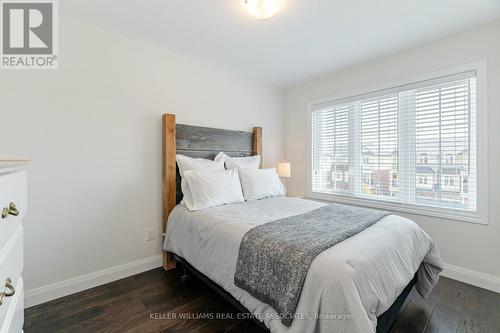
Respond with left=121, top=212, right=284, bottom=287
left=223, top=154, right=261, bottom=170
left=238, top=168, right=286, bottom=200
left=182, top=169, right=245, bottom=211
left=176, top=153, right=225, bottom=208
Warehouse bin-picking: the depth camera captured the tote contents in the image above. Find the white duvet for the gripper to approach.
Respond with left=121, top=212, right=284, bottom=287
left=164, top=197, right=443, bottom=333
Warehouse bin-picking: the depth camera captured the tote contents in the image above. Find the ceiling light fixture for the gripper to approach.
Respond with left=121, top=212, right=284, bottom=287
left=242, top=0, right=285, bottom=20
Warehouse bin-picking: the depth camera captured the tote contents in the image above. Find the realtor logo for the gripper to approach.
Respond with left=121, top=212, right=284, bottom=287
left=1, top=0, right=58, bottom=69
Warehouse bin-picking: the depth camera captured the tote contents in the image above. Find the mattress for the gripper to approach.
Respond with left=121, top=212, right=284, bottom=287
left=164, top=197, right=442, bottom=333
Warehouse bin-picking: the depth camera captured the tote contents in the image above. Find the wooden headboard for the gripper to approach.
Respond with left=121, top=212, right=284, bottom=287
left=162, top=113, right=262, bottom=270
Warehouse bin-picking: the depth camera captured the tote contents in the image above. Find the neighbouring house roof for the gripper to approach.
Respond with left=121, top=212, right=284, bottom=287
left=333, top=164, right=348, bottom=171
left=415, top=166, right=464, bottom=175
left=441, top=167, right=462, bottom=175
left=416, top=166, right=434, bottom=174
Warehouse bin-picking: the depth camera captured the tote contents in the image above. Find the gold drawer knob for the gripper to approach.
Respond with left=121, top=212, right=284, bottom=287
left=4, top=278, right=15, bottom=297
left=1, top=202, right=19, bottom=219
left=0, top=278, right=15, bottom=306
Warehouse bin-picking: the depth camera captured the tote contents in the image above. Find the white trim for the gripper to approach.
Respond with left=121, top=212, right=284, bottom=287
left=307, top=60, right=488, bottom=225
left=442, top=263, right=500, bottom=294
left=24, top=254, right=500, bottom=314
left=22, top=255, right=500, bottom=311
left=24, top=255, right=163, bottom=308
left=474, top=60, right=489, bottom=225
left=308, top=61, right=487, bottom=107
left=309, top=193, right=486, bottom=224
left=312, top=70, right=477, bottom=108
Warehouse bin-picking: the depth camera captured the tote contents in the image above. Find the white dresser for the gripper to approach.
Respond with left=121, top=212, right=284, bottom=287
left=0, top=158, right=28, bottom=333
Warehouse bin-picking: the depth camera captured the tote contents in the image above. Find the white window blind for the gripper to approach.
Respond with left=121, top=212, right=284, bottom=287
left=311, top=70, right=477, bottom=214
left=312, top=104, right=349, bottom=192
left=360, top=95, right=398, bottom=200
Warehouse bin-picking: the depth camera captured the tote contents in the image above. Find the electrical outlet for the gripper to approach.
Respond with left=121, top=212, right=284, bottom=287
left=146, top=227, right=155, bottom=241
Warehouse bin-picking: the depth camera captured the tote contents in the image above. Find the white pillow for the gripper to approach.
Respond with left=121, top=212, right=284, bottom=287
left=182, top=169, right=244, bottom=211
left=176, top=152, right=224, bottom=177
left=223, top=154, right=261, bottom=170
left=238, top=168, right=286, bottom=200
left=176, top=153, right=225, bottom=208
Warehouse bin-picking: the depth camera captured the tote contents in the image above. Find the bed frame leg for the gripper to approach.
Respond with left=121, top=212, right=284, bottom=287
left=181, top=265, right=191, bottom=283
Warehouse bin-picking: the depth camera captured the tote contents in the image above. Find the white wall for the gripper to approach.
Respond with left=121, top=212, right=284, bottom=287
left=0, top=18, right=284, bottom=304
left=284, top=20, right=500, bottom=285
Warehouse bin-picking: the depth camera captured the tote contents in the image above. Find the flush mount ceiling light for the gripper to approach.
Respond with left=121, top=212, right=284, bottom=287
left=242, top=0, right=285, bottom=19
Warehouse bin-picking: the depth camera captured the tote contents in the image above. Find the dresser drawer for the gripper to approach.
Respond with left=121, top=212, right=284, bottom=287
left=0, top=225, right=23, bottom=330
left=0, top=171, right=26, bottom=248
left=0, top=278, right=22, bottom=333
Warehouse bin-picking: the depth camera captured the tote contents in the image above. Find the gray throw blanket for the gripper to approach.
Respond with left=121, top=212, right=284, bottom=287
left=234, top=203, right=390, bottom=327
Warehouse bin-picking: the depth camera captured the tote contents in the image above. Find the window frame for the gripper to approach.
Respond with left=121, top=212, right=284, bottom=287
left=307, top=61, right=488, bottom=224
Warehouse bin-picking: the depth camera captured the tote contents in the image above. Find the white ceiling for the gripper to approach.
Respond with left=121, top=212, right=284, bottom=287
left=63, top=0, right=500, bottom=87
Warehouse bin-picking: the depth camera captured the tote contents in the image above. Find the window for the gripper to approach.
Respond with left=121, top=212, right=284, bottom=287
left=360, top=95, right=398, bottom=198
left=418, top=153, right=428, bottom=164
left=447, top=178, right=454, bottom=186
left=311, top=104, right=349, bottom=192
left=311, top=69, right=482, bottom=219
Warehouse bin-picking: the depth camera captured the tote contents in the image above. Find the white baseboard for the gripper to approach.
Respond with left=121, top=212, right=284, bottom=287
left=24, top=254, right=163, bottom=308
left=441, top=263, right=500, bottom=294
left=24, top=257, right=499, bottom=309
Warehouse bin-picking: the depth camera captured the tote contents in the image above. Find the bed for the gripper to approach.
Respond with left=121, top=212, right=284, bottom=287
left=160, top=113, right=443, bottom=333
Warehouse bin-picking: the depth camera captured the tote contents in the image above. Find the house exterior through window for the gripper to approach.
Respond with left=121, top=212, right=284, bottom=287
left=311, top=68, right=482, bottom=219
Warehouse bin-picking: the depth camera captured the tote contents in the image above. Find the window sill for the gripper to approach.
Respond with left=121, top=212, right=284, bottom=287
left=308, top=192, right=487, bottom=225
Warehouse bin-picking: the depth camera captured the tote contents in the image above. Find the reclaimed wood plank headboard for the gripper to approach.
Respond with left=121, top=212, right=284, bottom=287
left=162, top=113, right=262, bottom=271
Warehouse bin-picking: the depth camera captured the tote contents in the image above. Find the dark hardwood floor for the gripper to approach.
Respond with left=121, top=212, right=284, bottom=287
left=25, top=267, right=500, bottom=333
